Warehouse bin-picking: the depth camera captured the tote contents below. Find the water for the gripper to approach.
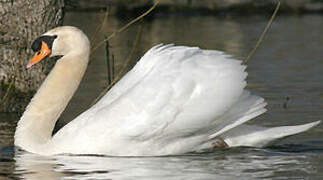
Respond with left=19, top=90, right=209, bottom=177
left=1, top=12, right=323, bottom=179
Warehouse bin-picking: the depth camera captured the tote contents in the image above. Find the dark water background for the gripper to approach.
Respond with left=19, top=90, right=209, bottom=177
left=0, top=11, right=323, bottom=179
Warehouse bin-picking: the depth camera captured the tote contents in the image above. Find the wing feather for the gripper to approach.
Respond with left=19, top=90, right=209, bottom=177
left=53, top=44, right=250, bottom=150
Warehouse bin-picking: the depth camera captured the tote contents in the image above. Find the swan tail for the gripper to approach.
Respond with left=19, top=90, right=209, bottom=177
left=208, top=91, right=267, bottom=140
left=222, top=120, right=321, bottom=147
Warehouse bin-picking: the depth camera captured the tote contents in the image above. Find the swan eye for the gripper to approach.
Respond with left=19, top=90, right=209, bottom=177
left=31, top=35, right=57, bottom=52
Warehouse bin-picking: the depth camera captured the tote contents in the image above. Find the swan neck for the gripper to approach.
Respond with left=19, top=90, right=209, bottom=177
left=15, top=53, right=89, bottom=153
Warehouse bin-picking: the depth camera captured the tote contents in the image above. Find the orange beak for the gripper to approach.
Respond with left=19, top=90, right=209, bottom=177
left=27, top=41, right=51, bottom=68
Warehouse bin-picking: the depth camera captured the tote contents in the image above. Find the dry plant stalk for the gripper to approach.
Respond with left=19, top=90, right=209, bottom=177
left=244, top=1, right=280, bottom=63
left=105, top=38, right=112, bottom=84
left=90, top=1, right=159, bottom=55
left=0, top=55, right=20, bottom=111
left=118, top=23, right=143, bottom=78
left=104, top=37, right=115, bottom=85
left=90, top=7, right=110, bottom=45
left=90, top=23, right=143, bottom=107
left=88, top=1, right=159, bottom=106
left=0, top=79, right=15, bottom=111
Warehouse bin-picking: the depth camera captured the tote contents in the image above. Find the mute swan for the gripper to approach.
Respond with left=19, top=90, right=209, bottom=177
left=15, top=26, right=320, bottom=156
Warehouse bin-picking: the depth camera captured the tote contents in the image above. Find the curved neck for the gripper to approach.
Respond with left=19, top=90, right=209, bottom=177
left=15, top=52, right=89, bottom=153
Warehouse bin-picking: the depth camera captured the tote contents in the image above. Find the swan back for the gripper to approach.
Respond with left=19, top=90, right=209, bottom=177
left=51, top=45, right=254, bottom=155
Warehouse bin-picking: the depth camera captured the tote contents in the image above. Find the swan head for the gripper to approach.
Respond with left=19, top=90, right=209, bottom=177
left=27, top=26, right=90, bottom=68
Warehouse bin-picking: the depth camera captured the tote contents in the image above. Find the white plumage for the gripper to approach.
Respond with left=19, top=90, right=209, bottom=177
left=15, top=26, right=320, bottom=156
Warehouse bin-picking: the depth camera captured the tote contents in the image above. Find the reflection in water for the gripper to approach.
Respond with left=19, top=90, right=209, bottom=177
left=13, top=148, right=319, bottom=179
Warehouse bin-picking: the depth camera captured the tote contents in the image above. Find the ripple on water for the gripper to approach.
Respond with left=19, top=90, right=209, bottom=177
left=0, top=145, right=318, bottom=179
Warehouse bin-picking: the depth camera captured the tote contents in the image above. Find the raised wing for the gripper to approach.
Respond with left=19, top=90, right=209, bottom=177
left=53, top=44, right=249, bottom=152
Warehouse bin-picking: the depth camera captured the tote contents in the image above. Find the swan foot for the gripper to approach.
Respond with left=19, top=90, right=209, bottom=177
left=212, top=138, right=229, bottom=149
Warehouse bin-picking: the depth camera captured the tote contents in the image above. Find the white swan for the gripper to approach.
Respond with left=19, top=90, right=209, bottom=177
left=14, top=26, right=320, bottom=156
